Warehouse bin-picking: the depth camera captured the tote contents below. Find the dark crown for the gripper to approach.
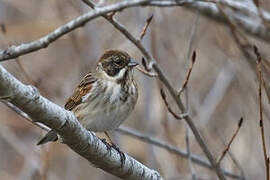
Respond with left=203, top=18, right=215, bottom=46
left=99, top=50, right=131, bottom=77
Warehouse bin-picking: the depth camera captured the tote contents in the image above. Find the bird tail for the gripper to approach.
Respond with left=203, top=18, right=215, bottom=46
left=37, top=130, right=58, bottom=145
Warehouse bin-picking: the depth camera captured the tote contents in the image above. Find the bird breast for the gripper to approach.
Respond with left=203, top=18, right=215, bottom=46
left=74, top=79, right=138, bottom=132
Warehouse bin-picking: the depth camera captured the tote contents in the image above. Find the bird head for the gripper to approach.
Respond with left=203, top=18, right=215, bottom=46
left=97, top=50, right=138, bottom=81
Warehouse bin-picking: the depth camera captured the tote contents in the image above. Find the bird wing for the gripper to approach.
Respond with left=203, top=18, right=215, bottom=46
left=64, top=73, right=97, bottom=111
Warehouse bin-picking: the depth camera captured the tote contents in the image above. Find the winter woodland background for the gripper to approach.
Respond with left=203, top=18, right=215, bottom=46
left=0, top=0, right=270, bottom=179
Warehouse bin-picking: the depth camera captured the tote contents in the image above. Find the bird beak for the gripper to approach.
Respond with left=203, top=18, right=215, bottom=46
left=128, top=59, right=138, bottom=67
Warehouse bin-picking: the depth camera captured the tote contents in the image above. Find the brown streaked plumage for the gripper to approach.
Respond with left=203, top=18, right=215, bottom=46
left=37, top=50, right=138, bottom=145
left=64, top=73, right=95, bottom=111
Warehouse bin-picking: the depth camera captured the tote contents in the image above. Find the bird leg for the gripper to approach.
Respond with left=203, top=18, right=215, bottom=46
left=104, top=131, right=114, bottom=145
left=104, top=131, right=126, bottom=165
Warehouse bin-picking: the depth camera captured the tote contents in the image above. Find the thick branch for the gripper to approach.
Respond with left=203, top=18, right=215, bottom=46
left=1, top=0, right=270, bottom=62
left=0, top=0, right=153, bottom=61
left=148, top=0, right=270, bottom=42
left=0, top=65, right=163, bottom=180
left=2, top=93, right=241, bottom=179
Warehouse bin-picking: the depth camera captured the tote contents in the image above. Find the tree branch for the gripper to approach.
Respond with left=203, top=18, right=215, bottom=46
left=79, top=2, right=225, bottom=177
left=1, top=95, right=242, bottom=179
left=117, top=127, right=242, bottom=179
left=0, top=0, right=257, bottom=178
left=92, top=6, right=227, bottom=177
left=0, top=0, right=154, bottom=61
left=0, top=65, right=163, bottom=180
left=148, top=0, right=270, bottom=43
left=1, top=0, right=270, bottom=62
left=1, top=0, right=226, bottom=178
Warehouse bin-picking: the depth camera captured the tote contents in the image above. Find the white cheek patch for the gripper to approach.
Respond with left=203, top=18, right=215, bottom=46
left=115, top=68, right=127, bottom=80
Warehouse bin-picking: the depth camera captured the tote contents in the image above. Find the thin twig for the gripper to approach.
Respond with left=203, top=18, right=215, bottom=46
left=1, top=100, right=50, bottom=132
left=141, top=57, right=150, bottom=71
left=254, top=45, right=269, bottom=180
left=141, top=57, right=153, bottom=73
left=215, top=128, right=246, bottom=179
left=140, top=14, right=154, bottom=40
left=117, top=126, right=242, bottom=179
left=178, top=51, right=196, bottom=96
left=160, top=89, right=188, bottom=120
left=138, top=15, right=155, bottom=76
left=136, top=66, right=157, bottom=77
left=218, top=117, right=243, bottom=164
left=184, top=11, right=200, bottom=180
left=185, top=126, right=197, bottom=180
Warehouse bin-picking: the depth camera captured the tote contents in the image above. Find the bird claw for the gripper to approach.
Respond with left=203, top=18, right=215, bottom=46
left=101, top=138, right=125, bottom=166
left=101, top=138, right=112, bottom=151
left=111, top=143, right=126, bottom=166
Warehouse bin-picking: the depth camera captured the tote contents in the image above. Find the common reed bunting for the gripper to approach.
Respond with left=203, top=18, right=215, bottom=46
left=37, top=50, right=138, bottom=146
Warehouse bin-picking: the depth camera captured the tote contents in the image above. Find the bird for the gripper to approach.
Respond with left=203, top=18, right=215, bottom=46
left=37, top=49, right=138, bottom=146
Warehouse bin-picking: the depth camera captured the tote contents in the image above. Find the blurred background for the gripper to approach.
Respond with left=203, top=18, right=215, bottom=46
left=0, top=0, right=270, bottom=179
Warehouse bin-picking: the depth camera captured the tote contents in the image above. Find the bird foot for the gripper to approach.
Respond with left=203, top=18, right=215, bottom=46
left=101, top=138, right=125, bottom=166
left=111, top=143, right=126, bottom=166
left=101, top=138, right=112, bottom=151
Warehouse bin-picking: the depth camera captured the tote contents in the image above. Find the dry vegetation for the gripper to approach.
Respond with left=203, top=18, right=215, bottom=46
left=0, top=0, right=270, bottom=179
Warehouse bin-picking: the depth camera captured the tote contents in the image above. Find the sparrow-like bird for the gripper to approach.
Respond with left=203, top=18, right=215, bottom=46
left=37, top=50, right=138, bottom=145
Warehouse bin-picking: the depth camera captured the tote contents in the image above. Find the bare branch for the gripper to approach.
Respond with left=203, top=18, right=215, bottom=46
left=178, top=51, right=197, bottom=96
left=141, top=57, right=151, bottom=71
left=0, top=0, right=153, bottom=62
left=160, top=89, right=188, bottom=120
left=0, top=65, right=163, bottom=180
left=0, top=0, right=258, bottom=178
left=140, top=14, right=154, bottom=40
left=1, top=89, right=241, bottom=179
left=80, top=1, right=227, bottom=178
left=218, top=117, right=243, bottom=164
left=254, top=46, right=270, bottom=180
left=185, top=126, right=197, bottom=180
left=1, top=100, right=50, bottom=132
left=136, top=66, right=157, bottom=77
left=215, top=128, right=246, bottom=178
left=1, top=0, right=270, bottom=62
left=147, top=0, right=270, bottom=43
left=117, top=127, right=242, bottom=179
left=183, top=12, right=200, bottom=180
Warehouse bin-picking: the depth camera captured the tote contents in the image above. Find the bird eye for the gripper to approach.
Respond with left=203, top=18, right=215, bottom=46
left=114, top=59, right=122, bottom=65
